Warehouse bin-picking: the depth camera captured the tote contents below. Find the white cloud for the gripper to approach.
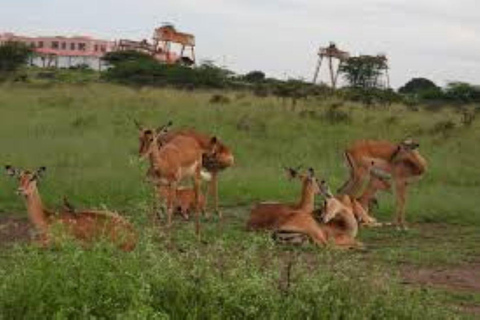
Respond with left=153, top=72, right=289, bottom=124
left=1, top=0, right=479, bottom=86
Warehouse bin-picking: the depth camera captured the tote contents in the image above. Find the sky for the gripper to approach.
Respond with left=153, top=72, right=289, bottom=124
left=1, top=0, right=479, bottom=87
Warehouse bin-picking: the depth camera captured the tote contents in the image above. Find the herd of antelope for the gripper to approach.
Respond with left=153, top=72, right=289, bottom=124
left=4, top=120, right=427, bottom=251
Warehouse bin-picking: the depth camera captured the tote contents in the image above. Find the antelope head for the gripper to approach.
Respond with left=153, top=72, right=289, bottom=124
left=203, top=136, right=234, bottom=171
left=5, top=165, right=46, bottom=197
left=390, top=138, right=420, bottom=162
left=285, top=167, right=325, bottom=196
left=137, top=120, right=173, bottom=157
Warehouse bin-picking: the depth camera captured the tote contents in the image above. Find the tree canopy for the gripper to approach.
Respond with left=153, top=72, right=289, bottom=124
left=339, top=56, right=387, bottom=89
left=0, top=41, right=32, bottom=73
left=399, top=78, right=439, bottom=94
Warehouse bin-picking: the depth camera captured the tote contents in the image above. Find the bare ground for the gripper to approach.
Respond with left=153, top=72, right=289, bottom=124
left=0, top=215, right=32, bottom=246
left=401, top=262, right=480, bottom=293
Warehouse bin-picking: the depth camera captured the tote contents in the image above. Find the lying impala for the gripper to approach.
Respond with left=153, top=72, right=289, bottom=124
left=315, top=194, right=364, bottom=249
left=249, top=167, right=364, bottom=249
left=139, top=126, right=220, bottom=235
left=5, top=165, right=137, bottom=251
left=338, top=138, right=428, bottom=229
left=136, top=121, right=234, bottom=218
left=247, top=167, right=329, bottom=246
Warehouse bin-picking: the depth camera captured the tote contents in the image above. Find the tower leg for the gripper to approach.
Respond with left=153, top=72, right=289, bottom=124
left=385, top=68, right=391, bottom=89
left=333, top=60, right=343, bottom=88
left=328, top=56, right=336, bottom=89
left=312, top=55, right=323, bottom=84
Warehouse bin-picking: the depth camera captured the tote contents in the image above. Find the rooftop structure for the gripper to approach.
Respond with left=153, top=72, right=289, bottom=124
left=115, top=24, right=196, bottom=65
left=0, top=32, right=115, bottom=69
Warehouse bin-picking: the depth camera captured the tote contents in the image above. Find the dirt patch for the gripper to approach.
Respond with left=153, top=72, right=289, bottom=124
left=0, top=215, right=32, bottom=247
left=401, top=262, right=480, bottom=293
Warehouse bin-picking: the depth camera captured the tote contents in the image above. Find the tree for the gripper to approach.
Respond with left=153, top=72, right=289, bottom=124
left=444, top=82, right=480, bottom=103
left=339, top=56, right=387, bottom=89
left=0, top=41, right=32, bottom=73
left=101, top=50, right=156, bottom=66
left=398, top=78, right=439, bottom=95
left=244, top=70, right=265, bottom=83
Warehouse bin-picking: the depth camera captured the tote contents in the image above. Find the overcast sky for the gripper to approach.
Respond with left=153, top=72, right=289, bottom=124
left=1, top=0, right=479, bottom=87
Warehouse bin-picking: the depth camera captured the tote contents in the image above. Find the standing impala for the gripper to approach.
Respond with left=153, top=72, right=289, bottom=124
left=136, top=121, right=234, bottom=218
left=338, top=138, right=428, bottom=229
left=4, top=165, right=137, bottom=251
left=139, top=127, right=220, bottom=235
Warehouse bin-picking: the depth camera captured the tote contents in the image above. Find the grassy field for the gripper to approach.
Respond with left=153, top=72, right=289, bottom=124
left=0, top=83, right=479, bottom=318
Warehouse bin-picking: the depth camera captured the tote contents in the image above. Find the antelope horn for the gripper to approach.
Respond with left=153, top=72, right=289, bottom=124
left=133, top=119, right=143, bottom=130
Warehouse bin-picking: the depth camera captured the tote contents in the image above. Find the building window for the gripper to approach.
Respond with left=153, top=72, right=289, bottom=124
left=38, top=41, right=44, bottom=48
left=70, top=43, right=75, bottom=50
left=30, top=42, right=36, bottom=48
left=94, top=44, right=98, bottom=52
left=78, top=43, right=86, bottom=51
left=100, top=45, right=106, bottom=52
left=51, top=41, right=59, bottom=49
left=61, top=42, right=66, bottom=50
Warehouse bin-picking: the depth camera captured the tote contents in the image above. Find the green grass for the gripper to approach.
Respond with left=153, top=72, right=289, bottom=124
left=0, top=83, right=479, bottom=318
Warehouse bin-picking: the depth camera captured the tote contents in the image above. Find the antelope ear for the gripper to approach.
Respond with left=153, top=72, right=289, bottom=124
left=5, top=165, right=18, bottom=177
left=210, top=136, right=218, bottom=145
left=284, top=167, right=298, bottom=179
left=35, top=166, right=47, bottom=178
left=156, top=120, right=173, bottom=134
left=307, top=167, right=315, bottom=178
left=134, top=119, right=143, bottom=130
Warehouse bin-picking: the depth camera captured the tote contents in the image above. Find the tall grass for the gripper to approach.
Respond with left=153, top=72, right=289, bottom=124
left=0, top=83, right=478, bottom=318
left=0, top=228, right=453, bottom=319
left=0, top=83, right=478, bottom=224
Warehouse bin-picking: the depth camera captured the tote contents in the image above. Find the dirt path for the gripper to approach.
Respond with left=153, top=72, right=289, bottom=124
left=0, top=215, right=32, bottom=246
left=401, top=262, right=480, bottom=293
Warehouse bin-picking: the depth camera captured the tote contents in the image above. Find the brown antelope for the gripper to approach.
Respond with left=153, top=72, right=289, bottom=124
left=247, top=168, right=330, bottom=246
left=136, top=121, right=234, bottom=218
left=315, top=194, right=364, bottom=249
left=338, top=138, right=427, bottom=229
left=157, top=185, right=206, bottom=220
left=4, top=165, right=137, bottom=251
left=139, top=127, right=219, bottom=235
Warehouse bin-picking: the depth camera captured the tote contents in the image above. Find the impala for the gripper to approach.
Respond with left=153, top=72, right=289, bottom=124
left=5, top=165, right=137, bottom=251
left=338, top=138, right=427, bottom=229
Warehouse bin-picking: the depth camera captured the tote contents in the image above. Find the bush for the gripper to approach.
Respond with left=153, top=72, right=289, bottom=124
left=0, top=41, right=32, bottom=74
left=0, top=242, right=453, bottom=319
left=323, top=106, right=352, bottom=124
left=102, top=56, right=232, bottom=89
left=244, top=70, right=265, bottom=83
left=430, top=120, right=456, bottom=136
left=209, top=94, right=231, bottom=104
left=399, top=78, right=440, bottom=95
left=102, top=50, right=157, bottom=67
left=444, top=82, right=480, bottom=104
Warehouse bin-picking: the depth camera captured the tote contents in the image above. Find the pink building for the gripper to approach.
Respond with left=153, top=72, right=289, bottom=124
left=0, top=32, right=115, bottom=69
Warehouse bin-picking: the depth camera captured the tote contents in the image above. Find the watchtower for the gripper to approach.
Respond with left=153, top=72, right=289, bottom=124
left=153, top=24, right=195, bottom=65
left=312, top=42, right=350, bottom=89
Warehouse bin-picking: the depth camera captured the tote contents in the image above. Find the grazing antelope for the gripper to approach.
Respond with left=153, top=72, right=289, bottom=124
left=157, top=185, right=206, bottom=220
left=136, top=121, right=234, bottom=218
left=4, top=165, right=137, bottom=251
left=139, top=127, right=219, bottom=235
left=247, top=168, right=330, bottom=246
left=338, top=138, right=427, bottom=229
